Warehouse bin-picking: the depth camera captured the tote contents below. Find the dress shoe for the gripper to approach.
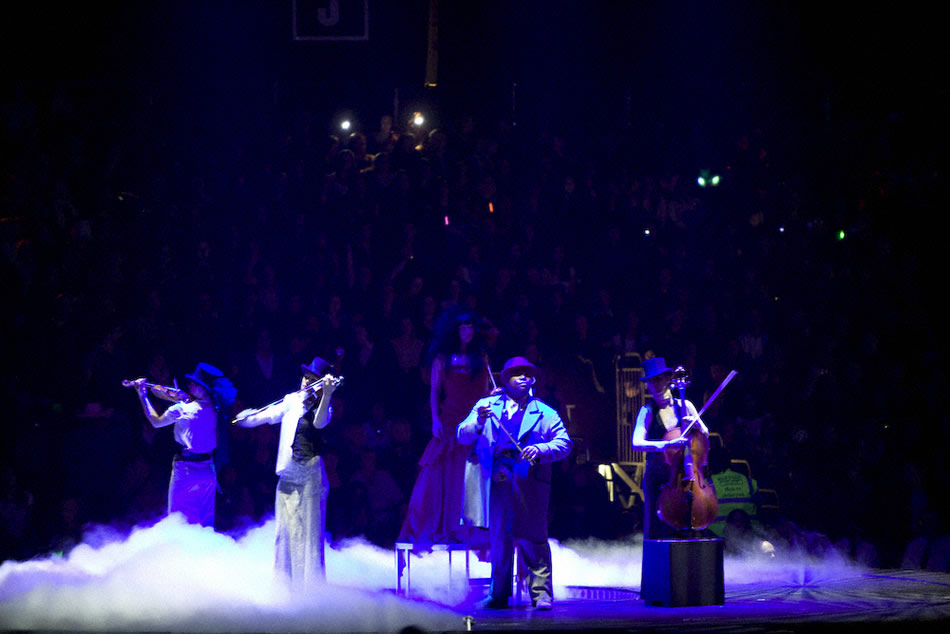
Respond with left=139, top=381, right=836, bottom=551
left=534, top=597, right=553, bottom=611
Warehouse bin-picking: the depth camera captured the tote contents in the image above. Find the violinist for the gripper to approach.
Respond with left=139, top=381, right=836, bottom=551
left=632, top=356, right=709, bottom=540
left=233, top=356, right=341, bottom=587
left=129, top=362, right=237, bottom=527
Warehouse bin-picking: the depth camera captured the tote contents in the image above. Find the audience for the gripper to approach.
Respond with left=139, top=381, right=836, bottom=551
left=0, top=79, right=943, bottom=569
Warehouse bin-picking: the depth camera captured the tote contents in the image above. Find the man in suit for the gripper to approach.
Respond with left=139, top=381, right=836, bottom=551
left=457, top=357, right=572, bottom=610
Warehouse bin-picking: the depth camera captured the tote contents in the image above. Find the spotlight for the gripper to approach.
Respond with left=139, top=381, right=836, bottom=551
left=411, top=112, right=425, bottom=127
left=340, top=119, right=352, bottom=132
left=697, top=169, right=721, bottom=188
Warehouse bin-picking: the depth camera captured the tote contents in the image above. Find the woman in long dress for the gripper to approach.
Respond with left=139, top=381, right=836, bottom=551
left=399, top=309, right=492, bottom=544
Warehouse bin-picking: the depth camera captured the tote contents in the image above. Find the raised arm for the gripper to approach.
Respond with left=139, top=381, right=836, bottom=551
left=457, top=398, right=491, bottom=445
left=132, top=379, right=175, bottom=428
left=310, top=374, right=340, bottom=430
left=233, top=400, right=286, bottom=428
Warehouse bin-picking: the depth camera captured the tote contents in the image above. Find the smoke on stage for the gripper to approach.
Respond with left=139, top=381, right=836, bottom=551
left=0, top=515, right=864, bottom=631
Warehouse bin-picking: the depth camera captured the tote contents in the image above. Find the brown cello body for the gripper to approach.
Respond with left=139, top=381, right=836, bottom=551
left=656, top=372, right=718, bottom=531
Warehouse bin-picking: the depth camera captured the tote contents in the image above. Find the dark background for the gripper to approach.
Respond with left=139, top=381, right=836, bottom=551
left=2, top=1, right=948, bottom=565
left=7, top=1, right=947, bottom=229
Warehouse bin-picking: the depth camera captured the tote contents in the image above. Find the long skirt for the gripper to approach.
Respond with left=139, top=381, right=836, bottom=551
left=168, top=457, right=216, bottom=527
left=275, top=455, right=329, bottom=588
left=398, top=437, right=470, bottom=544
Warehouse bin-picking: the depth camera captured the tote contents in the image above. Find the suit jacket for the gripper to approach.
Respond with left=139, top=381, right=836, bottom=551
left=457, top=394, right=572, bottom=529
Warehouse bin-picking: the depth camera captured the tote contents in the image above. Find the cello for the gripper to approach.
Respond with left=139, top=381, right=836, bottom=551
left=657, top=367, right=719, bottom=532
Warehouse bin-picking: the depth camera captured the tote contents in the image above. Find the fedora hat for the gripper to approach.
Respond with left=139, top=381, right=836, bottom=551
left=500, top=356, right=536, bottom=383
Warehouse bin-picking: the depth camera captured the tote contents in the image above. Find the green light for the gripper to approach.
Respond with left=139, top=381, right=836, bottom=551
left=837, top=230, right=846, bottom=241
left=711, top=175, right=720, bottom=186
left=697, top=176, right=706, bottom=187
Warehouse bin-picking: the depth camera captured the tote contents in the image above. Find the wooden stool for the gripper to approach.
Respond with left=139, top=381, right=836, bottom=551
left=641, top=538, right=724, bottom=607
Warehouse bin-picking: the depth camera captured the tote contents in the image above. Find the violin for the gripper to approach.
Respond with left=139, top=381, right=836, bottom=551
left=232, top=375, right=343, bottom=424
left=122, top=379, right=191, bottom=403
left=657, top=367, right=719, bottom=532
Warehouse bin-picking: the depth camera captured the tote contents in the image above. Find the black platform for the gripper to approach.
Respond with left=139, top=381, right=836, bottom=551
left=640, top=537, right=725, bottom=607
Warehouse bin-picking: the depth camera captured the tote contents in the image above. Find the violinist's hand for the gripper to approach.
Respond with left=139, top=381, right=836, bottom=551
left=521, top=445, right=541, bottom=463
left=234, top=409, right=256, bottom=422
left=322, top=374, right=341, bottom=395
left=489, top=386, right=504, bottom=396
left=431, top=417, right=443, bottom=440
left=130, top=378, right=148, bottom=397
left=475, top=405, right=491, bottom=433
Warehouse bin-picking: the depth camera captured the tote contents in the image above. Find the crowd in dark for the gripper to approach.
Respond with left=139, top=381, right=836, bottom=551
left=1, top=79, right=946, bottom=571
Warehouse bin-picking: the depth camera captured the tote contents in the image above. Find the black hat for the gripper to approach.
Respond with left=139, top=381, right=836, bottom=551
left=640, top=357, right=675, bottom=382
left=186, top=362, right=224, bottom=391
left=500, top=356, right=537, bottom=383
left=185, top=362, right=237, bottom=406
left=301, top=356, right=332, bottom=378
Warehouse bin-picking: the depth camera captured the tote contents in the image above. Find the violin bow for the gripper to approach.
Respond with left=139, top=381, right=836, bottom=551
left=678, top=370, right=737, bottom=437
left=486, top=407, right=536, bottom=464
left=486, top=359, right=498, bottom=391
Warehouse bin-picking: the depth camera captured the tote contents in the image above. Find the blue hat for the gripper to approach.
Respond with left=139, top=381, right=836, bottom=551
left=185, top=362, right=237, bottom=406
left=640, top=357, right=674, bottom=382
left=501, top=356, right=536, bottom=382
left=186, top=362, right=224, bottom=391
left=301, top=356, right=332, bottom=377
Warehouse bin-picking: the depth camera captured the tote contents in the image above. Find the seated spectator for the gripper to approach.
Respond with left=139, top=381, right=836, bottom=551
left=708, top=444, right=758, bottom=538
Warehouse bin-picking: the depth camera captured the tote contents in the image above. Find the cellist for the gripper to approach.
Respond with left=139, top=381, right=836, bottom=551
left=632, top=356, right=709, bottom=540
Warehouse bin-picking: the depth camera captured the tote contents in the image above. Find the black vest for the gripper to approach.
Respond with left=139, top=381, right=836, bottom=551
left=644, top=399, right=675, bottom=473
left=291, top=409, right=324, bottom=461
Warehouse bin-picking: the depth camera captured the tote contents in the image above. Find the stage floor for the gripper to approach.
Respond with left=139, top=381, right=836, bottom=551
left=457, top=570, right=950, bottom=631
left=3, top=518, right=949, bottom=632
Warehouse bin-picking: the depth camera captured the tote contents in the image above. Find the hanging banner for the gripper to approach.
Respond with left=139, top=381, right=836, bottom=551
left=293, top=0, right=369, bottom=41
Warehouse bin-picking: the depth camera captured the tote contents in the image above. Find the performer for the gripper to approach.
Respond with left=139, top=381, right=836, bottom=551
left=233, top=357, right=341, bottom=587
left=631, top=356, right=709, bottom=540
left=458, top=357, right=572, bottom=610
left=130, top=362, right=236, bottom=527
left=398, top=309, right=492, bottom=544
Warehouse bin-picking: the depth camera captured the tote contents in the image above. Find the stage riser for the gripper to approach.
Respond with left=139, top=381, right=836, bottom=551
left=641, top=538, right=725, bottom=607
